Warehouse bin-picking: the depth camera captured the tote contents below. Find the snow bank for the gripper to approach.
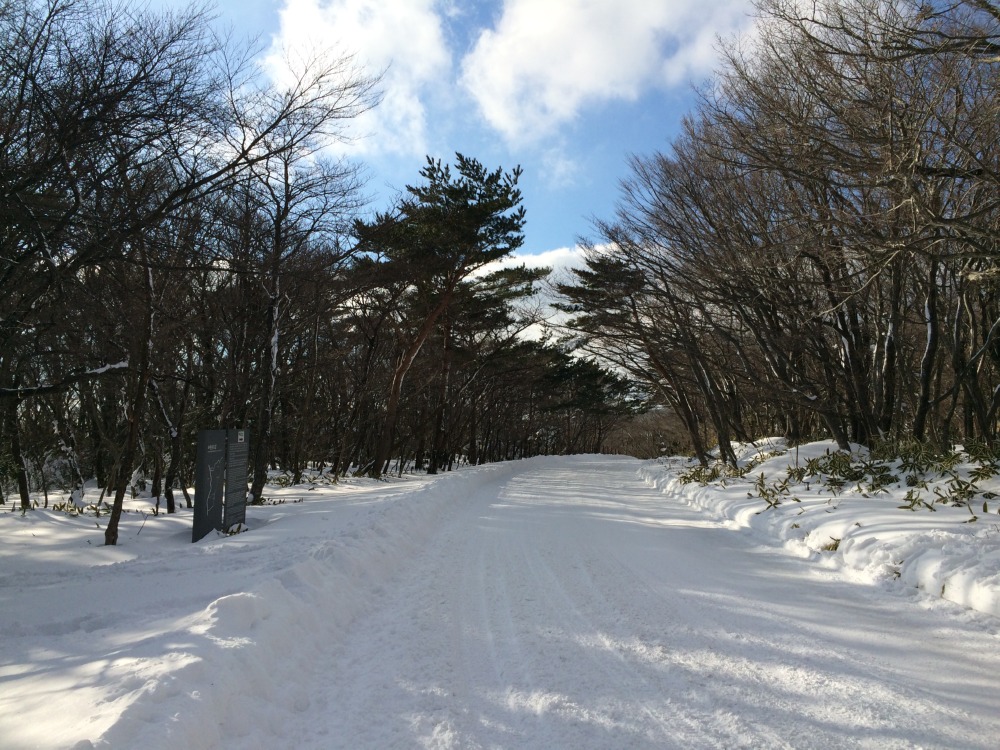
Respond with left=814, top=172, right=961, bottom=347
left=640, top=440, right=1000, bottom=619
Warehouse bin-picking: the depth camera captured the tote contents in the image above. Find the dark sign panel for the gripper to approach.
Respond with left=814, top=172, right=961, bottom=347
left=193, top=430, right=227, bottom=542
left=223, top=429, right=250, bottom=531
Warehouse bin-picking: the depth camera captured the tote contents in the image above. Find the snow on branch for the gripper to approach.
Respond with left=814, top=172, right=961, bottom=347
left=0, top=361, right=129, bottom=400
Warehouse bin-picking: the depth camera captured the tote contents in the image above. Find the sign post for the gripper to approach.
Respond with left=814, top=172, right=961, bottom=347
left=193, top=429, right=250, bottom=542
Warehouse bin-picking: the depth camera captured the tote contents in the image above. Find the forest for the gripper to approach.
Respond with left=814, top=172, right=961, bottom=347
left=559, top=0, right=1000, bottom=467
left=0, top=0, right=636, bottom=544
left=3, top=0, right=1000, bottom=546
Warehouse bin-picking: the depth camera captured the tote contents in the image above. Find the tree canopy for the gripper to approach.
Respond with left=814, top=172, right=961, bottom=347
left=559, top=0, right=1000, bottom=464
left=0, top=3, right=630, bottom=532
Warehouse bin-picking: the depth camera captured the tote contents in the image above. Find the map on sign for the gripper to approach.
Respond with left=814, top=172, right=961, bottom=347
left=193, top=430, right=226, bottom=542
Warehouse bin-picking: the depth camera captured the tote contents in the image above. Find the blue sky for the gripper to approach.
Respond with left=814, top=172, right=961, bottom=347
left=154, top=0, right=756, bottom=258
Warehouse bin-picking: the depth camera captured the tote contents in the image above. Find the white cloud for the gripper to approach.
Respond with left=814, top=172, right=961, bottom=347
left=459, top=0, right=754, bottom=145
left=478, top=246, right=590, bottom=339
left=267, top=0, right=452, bottom=156
left=538, top=145, right=581, bottom=189
left=485, top=245, right=587, bottom=281
left=262, top=1, right=756, bottom=194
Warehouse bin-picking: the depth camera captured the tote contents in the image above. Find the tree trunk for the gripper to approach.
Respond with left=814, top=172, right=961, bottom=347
left=163, top=376, right=191, bottom=514
left=876, top=264, right=903, bottom=439
left=291, top=306, right=322, bottom=483
left=250, top=290, right=280, bottom=503
left=151, top=444, right=163, bottom=510
left=371, top=357, right=406, bottom=478
left=105, top=254, right=154, bottom=546
left=468, top=394, right=479, bottom=465
left=822, top=410, right=852, bottom=452
left=428, top=322, right=452, bottom=475
left=913, top=260, right=939, bottom=442
left=370, top=291, right=455, bottom=478
left=7, top=392, right=31, bottom=510
left=104, top=360, right=149, bottom=545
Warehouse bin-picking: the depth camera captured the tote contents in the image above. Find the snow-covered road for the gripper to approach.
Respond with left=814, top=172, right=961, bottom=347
left=3, top=455, right=999, bottom=749
left=276, top=456, right=1000, bottom=749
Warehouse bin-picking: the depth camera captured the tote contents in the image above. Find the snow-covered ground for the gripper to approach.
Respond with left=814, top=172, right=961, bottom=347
left=641, top=439, right=1000, bottom=620
left=2, top=449, right=999, bottom=749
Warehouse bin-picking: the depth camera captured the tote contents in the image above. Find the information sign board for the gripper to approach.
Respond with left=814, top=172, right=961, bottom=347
left=223, top=429, right=250, bottom=530
left=193, top=430, right=226, bottom=542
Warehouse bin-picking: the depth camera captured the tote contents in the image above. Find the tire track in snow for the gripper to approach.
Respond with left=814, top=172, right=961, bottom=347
left=487, top=458, right=802, bottom=749
left=482, top=463, right=714, bottom=747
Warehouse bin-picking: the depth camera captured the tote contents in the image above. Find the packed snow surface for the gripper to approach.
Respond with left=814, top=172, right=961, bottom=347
left=2, top=451, right=999, bottom=749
